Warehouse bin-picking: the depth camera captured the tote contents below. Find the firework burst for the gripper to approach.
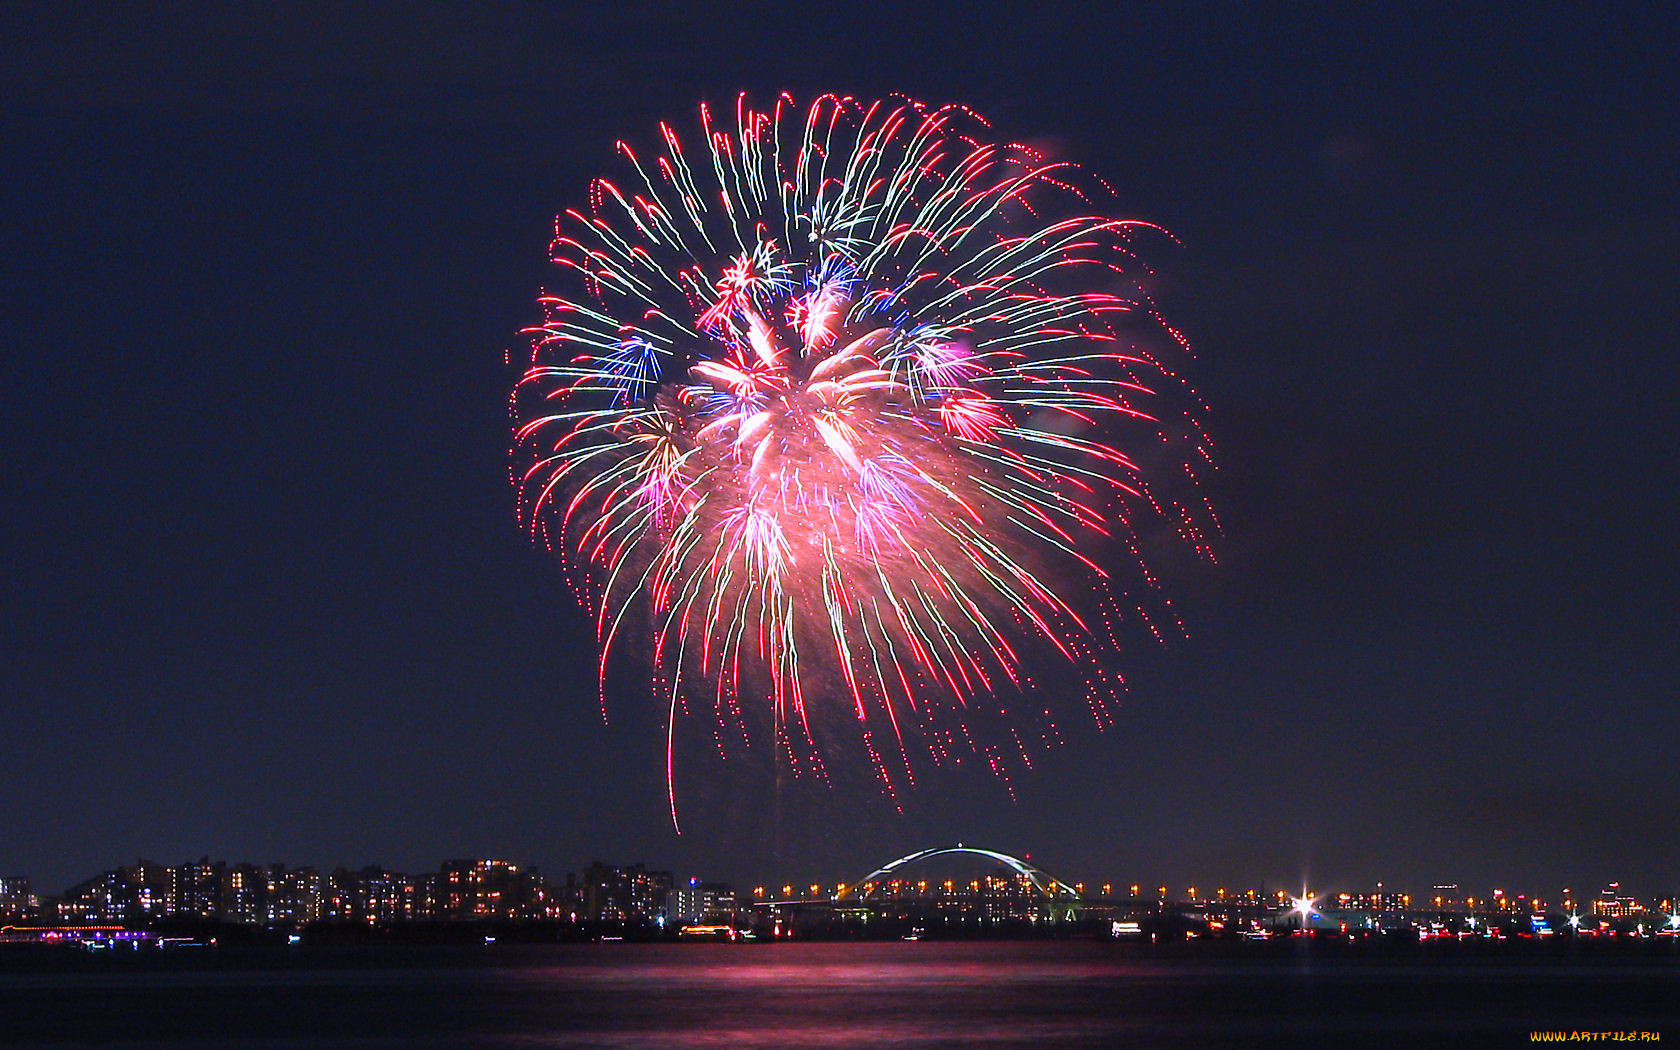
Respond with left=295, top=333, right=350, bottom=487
left=511, top=94, right=1217, bottom=826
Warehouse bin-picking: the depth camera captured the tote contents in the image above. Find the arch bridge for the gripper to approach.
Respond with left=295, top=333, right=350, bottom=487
left=838, top=845, right=1082, bottom=921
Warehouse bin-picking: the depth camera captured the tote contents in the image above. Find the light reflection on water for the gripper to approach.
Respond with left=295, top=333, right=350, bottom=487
left=3, top=940, right=1677, bottom=1048
left=506, top=942, right=1152, bottom=987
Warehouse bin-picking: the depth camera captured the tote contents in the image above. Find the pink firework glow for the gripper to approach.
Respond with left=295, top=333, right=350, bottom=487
left=511, top=94, right=1217, bottom=827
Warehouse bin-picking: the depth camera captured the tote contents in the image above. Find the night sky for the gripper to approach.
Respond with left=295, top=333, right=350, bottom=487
left=5, top=2, right=1676, bottom=899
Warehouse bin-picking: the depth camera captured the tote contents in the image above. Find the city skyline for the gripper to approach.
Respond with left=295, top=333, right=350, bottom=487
left=4, top=4, right=1674, bottom=901
left=5, top=846, right=1675, bottom=914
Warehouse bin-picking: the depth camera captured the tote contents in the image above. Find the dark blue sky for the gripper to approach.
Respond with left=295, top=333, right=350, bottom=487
left=4, top=1, right=1675, bottom=898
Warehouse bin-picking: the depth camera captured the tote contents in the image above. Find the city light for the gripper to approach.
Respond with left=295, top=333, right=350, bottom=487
left=1294, top=894, right=1316, bottom=927
left=5, top=854, right=1670, bottom=948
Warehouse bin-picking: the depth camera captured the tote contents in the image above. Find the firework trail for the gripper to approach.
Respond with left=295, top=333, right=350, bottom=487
left=511, top=94, right=1217, bottom=827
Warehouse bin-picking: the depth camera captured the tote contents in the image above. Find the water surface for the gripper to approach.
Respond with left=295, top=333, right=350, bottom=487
left=4, top=940, right=1676, bottom=1048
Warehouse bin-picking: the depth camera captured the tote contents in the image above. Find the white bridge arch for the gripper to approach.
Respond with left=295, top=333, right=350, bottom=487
left=840, top=845, right=1082, bottom=906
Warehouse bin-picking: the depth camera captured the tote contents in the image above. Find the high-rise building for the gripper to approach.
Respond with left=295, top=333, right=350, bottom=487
left=126, top=860, right=171, bottom=917
left=439, top=859, right=545, bottom=920
left=674, top=878, right=738, bottom=923
left=0, top=876, right=36, bottom=921
left=168, top=859, right=226, bottom=920
left=321, top=866, right=424, bottom=924
left=264, top=865, right=323, bottom=926
left=571, top=862, right=672, bottom=924
left=222, top=864, right=265, bottom=924
left=362, top=867, right=422, bottom=924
